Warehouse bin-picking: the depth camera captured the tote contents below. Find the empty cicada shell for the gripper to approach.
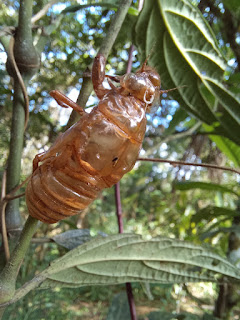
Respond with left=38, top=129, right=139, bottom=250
left=26, top=54, right=161, bottom=223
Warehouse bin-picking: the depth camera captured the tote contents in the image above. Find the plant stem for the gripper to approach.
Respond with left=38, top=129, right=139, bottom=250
left=126, top=282, right=138, bottom=319
left=14, top=0, right=39, bottom=77
left=5, top=78, right=30, bottom=231
left=2, top=216, right=39, bottom=275
left=18, top=0, right=33, bottom=40
left=98, top=0, right=133, bottom=57
left=67, top=0, right=133, bottom=127
left=0, top=0, right=40, bottom=315
left=0, top=216, right=39, bottom=310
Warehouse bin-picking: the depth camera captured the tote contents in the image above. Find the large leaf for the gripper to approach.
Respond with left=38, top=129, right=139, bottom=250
left=209, top=135, right=240, bottom=168
left=204, top=79, right=240, bottom=145
left=174, top=181, right=239, bottom=196
left=135, top=0, right=215, bottom=123
left=52, top=229, right=107, bottom=250
left=163, top=32, right=216, bottom=123
left=192, top=206, right=238, bottom=224
left=38, top=234, right=240, bottom=289
left=135, top=0, right=240, bottom=145
left=200, top=226, right=240, bottom=241
left=159, top=0, right=240, bottom=140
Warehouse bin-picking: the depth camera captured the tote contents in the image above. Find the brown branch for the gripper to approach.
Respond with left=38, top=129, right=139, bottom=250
left=31, top=237, right=52, bottom=244
left=5, top=193, right=25, bottom=201
left=5, top=176, right=30, bottom=199
left=137, top=158, right=240, bottom=175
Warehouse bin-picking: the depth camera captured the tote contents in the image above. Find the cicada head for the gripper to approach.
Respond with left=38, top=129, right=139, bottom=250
left=120, top=66, right=161, bottom=107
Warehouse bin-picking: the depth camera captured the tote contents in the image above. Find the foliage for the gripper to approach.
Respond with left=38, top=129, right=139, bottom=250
left=0, top=0, right=240, bottom=319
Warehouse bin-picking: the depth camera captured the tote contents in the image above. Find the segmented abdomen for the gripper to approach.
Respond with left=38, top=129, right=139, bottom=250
left=26, top=92, right=147, bottom=223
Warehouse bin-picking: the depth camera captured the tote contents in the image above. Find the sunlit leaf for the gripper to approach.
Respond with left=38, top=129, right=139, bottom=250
left=135, top=0, right=240, bottom=145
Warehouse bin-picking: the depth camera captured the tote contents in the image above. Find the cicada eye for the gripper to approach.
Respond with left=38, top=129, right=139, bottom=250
left=148, top=72, right=161, bottom=87
left=121, top=73, right=137, bottom=89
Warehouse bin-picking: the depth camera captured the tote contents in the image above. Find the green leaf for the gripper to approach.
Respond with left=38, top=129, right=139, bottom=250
left=163, top=32, right=216, bottom=123
left=135, top=0, right=240, bottom=145
left=52, top=229, right=107, bottom=250
left=39, top=234, right=240, bottom=289
left=135, top=0, right=216, bottom=123
left=200, top=226, right=240, bottom=241
left=62, top=3, right=117, bottom=13
left=174, top=181, right=239, bottom=196
left=158, top=0, right=226, bottom=79
left=205, top=79, right=240, bottom=145
left=222, top=0, right=240, bottom=12
left=61, top=2, right=138, bottom=15
left=192, top=206, right=238, bottom=224
left=106, top=292, right=131, bottom=320
left=164, top=107, right=189, bottom=136
left=209, top=135, right=240, bottom=167
left=147, top=311, right=200, bottom=320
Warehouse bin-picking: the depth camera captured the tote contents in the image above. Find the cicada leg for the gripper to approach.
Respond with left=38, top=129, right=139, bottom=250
left=33, top=151, right=50, bottom=172
left=32, top=147, right=61, bottom=172
left=32, top=131, right=66, bottom=172
left=32, top=142, right=72, bottom=173
left=49, top=90, right=85, bottom=115
left=92, top=54, right=112, bottom=99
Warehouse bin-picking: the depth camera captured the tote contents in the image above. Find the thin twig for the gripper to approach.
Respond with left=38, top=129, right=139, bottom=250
left=4, top=175, right=30, bottom=200
left=5, top=192, right=26, bottom=201
left=0, top=171, right=10, bottom=261
left=31, top=0, right=58, bottom=24
left=0, top=175, right=30, bottom=261
left=8, top=37, right=29, bottom=131
left=31, top=237, right=52, bottom=244
left=137, top=157, right=240, bottom=175
left=115, top=183, right=123, bottom=233
left=126, top=282, right=138, bottom=319
left=126, top=44, right=135, bottom=73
